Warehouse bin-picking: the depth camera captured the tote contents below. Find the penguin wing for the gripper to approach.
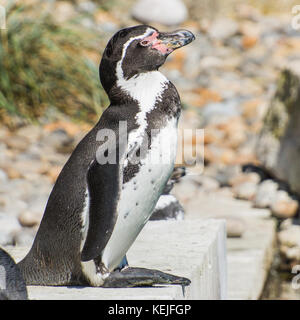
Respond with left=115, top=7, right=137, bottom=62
left=81, top=159, right=121, bottom=262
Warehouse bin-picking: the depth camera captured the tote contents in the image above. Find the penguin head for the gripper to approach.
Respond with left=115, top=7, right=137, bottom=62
left=99, top=25, right=195, bottom=96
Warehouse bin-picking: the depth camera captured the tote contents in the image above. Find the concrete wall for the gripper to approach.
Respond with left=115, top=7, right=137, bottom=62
left=6, top=218, right=227, bottom=300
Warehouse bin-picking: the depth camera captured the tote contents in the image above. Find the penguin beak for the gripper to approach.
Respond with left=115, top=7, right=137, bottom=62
left=153, top=30, right=195, bottom=54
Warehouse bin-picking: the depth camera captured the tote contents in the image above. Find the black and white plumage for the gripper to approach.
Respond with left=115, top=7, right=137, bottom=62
left=16, top=25, right=195, bottom=287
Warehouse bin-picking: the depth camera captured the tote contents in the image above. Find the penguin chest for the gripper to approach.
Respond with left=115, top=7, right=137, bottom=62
left=101, top=119, right=178, bottom=271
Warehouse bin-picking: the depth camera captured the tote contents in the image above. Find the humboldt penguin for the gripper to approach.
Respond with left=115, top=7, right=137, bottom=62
left=13, top=25, right=195, bottom=288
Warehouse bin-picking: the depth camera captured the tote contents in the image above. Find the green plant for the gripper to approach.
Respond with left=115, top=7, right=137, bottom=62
left=0, top=1, right=108, bottom=126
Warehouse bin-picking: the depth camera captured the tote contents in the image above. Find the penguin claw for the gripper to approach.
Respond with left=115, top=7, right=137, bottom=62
left=102, top=267, right=191, bottom=288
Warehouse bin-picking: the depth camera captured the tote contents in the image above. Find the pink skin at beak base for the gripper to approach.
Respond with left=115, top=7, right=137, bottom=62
left=142, top=31, right=171, bottom=54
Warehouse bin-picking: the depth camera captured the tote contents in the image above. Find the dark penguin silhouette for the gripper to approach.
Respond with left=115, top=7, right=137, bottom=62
left=7, top=25, right=195, bottom=288
left=0, top=249, right=28, bottom=300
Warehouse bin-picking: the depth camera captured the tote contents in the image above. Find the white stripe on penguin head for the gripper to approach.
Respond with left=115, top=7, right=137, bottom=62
left=116, top=27, right=155, bottom=81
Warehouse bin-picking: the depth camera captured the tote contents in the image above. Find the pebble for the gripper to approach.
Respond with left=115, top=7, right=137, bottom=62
left=47, top=166, right=62, bottom=183
left=0, top=214, right=21, bottom=246
left=220, top=118, right=248, bottom=149
left=5, top=179, right=34, bottom=199
left=0, top=127, right=9, bottom=140
left=18, top=210, right=42, bottom=228
left=278, top=225, right=300, bottom=247
left=270, top=190, right=299, bottom=219
left=205, top=145, right=236, bottom=165
left=5, top=135, right=30, bottom=152
left=98, top=22, right=119, bottom=33
left=0, top=196, right=28, bottom=217
left=80, top=17, right=96, bottom=30
left=77, top=1, right=97, bottom=14
left=229, top=172, right=261, bottom=188
left=0, top=168, right=7, bottom=182
left=199, top=56, right=223, bottom=69
left=41, top=129, right=74, bottom=154
left=173, top=178, right=199, bottom=204
left=202, top=100, right=241, bottom=126
left=0, top=232, right=14, bottom=246
left=131, top=0, right=188, bottom=26
left=203, top=125, right=225, bottom=145
left=12, top=228, right=36, bottom=247
left=278, top=225, right=300, bottom=264
left=13, top=159, right=46, bottom=176
left=53, top=1, right=76, bottom=23
left=192, top=175, right=220, bottom=192
left=209, top=18, right=239, bottom=40
left=215, top=165, right=242, bottom=186
left=16, top=125, right=42, bottom=143
left=2, top=166, right=22, bottom=179
left=280, top=218, right=294, bottom=230
left=253, top=180, right=279, bottom=208
left=43, top=151, right=69, bottom=166
left=215, top=187, right=234, bottom=198
left=233, top=181, right=257, bottom=201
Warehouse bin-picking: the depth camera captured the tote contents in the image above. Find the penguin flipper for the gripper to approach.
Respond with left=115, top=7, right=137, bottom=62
left=81, top=160, right=121, bottom=262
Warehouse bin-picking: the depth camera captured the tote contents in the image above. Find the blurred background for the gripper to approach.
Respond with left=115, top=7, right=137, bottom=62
left=1, top=0, right=300, bottom=299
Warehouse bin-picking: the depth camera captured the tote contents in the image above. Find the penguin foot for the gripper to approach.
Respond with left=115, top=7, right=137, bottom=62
left=102, top=267, right=191, bottom=288
left=114, top=256, right=128, bottom=271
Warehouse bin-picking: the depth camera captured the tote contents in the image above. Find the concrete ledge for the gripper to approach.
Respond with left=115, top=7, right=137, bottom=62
left=227, top=218, right=276, bottom=300
left=6, top=219, right=227, bottom=300
left=181, top=191, right=277, bottom=299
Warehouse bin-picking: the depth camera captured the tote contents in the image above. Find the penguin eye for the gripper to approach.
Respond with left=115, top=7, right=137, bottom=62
left=140, top=40, right=150, bottom=47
